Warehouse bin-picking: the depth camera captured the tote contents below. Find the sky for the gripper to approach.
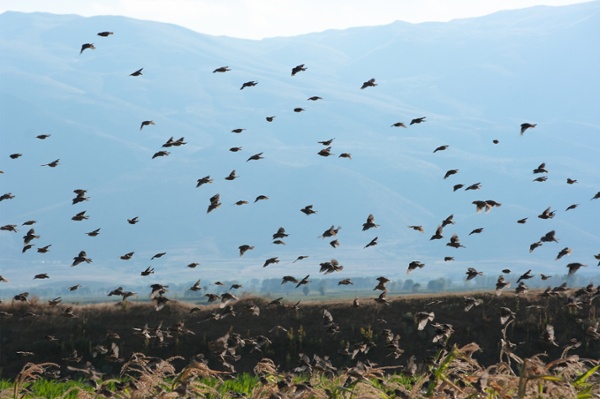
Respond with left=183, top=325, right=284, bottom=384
left=0, top=0, right=592, bottom=39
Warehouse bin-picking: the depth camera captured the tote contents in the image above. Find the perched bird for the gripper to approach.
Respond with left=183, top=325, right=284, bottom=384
left=520, top=123, right=537, bottom=135
left=140, top=120, right=155, bottom=130
left=97, top=31, right=113, bottom=37
left=240, top=81, right=257, bottom=90
left=213, top=66, right=231, bottom=73
left=361, top=78, right=377, bottom=89
left=130, top=68, right=143, bottom=76
left=291, top=64, right=307, bottom=76
left=410, top=117, right=426, bottom=125
left=80, top=43, right=95, bottom=54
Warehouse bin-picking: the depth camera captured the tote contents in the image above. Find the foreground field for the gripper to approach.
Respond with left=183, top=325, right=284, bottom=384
left=1, top=290, right=599, bottom=398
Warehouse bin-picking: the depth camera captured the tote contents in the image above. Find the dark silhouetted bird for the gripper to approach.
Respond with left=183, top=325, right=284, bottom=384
left=362, top=214, right=379, bottom=230
left=97, top=31, right=113, bottom=37
left=71, top=211, right=89, bottom=221
left=294, top=107, right=305, bottom=113
left=152, top=151, right=169, bottom=159
left=80, top=43, right=95, bottom=54
left=239, top=245, right=254, bottom=257
left=566, top=178, right=577, bottom=184
left=565, top=204, right=578, bottom=211
left=538, top=206, right=555, bottom=219
left=72, top=250, right=92, bottom=267
left=407, top=261, right=425, bottom=274
left=85, top=228, right=101, bottom=237
left=127, top=217, right=139, bottom=224
left=540, top=230, right=558, bottom=243
left=465, top=268, right=482, bottom=280
left=246, top=152, right=264, bottom=162
left=225, top=170, right=237, bottom=180
left=240, top=81, right=257, bottom=90
left=433, top=145, right=449, bottom=153
left=130, top=68, right=143, bottom=76
left=520, top=123, right=537, bottom=135
left=453, top=184, right=464, bottom=191
left=9, top=153, right=22, bottom=159
left=266, top=116, right=275, bottom=122
left=339, top=153, right=352, bottom=159
left=291, top=64, right=307, bottom=76
left=447, top=233, right=465, bottom=248
left=254, top=195, right=269, bottom=202
left=517, top=270, right=533, bottom=283
left=533, top=162, right=548, bottom=174
left=307, top=96, right=322, bottom=101
left=263, top=257, right=279, bottom=267
left=213, top=66, right=230, bottom=73
left=364, top=237, right=378, bottom=248
left=517, top=217, right=528, bottom=224
left=140, top=120, right=155, bottom=130
left=556, top=247, right=572, bottom=260
left=151, top=252, right=166, bottom=260
left=301, top=205, right=317, bottom=215
left=465, top=182, right=481, bottom=191
left=41, top=159, right=60, bottom=167
left=231, top=128, right=246, bottom=133
left=469, top=228, right=484, bottom=235
left=36, top=134, right=51, bottom=139
left=567, top=262, right=586, bottom=276
left=444, top=169, right=458, bottom=179
left=207, top=194, right=221, bottom=213
left=196, top=176, right=213, bottom=187
left=410, top=117, right=426, bottom=125
left=361, top=78, right=377, bottom=89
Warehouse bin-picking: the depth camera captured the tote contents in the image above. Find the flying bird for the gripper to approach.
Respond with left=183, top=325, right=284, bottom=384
left=291, top=64, right=307, bottom=76
left=444, top=169, right=458, bottom=179
left=213, top=66, right=230, bottom=73
left=130, top=68, right=143, bottom=76
left=97, top=31, right=113, bottom=37
left=433, top=145, right=449, bottom=153
left=196, top=176, right=213, bottom=187
left=360, top=78, right=377, bottom=89
left=140, top=120, right=155, bottom=130
left=80, top=43, right=95, bottom=54
left=520, top=123, right=537, bottom=135
left=307, top=96, right=322, bottom=101
left=41, top=159, right=60, bottom=167
left=238, top=245, right=254, bottom=257
left=246, top=152, right=264, bottom=162
left=240, top=81, right=257, bottom=90
left=300, top=205, right=317, bottom=215
left=410, top=117, right=426, bottom=125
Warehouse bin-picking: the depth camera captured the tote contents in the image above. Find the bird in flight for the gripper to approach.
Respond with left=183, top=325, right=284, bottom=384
left=80, top=43, right=95, bottom=54
left=291, top=64, right=307, bottom=76
left=130, top=68, right=143, bottom=76
left=240, top=81, right=258, bottom=90
left=140, top=120, right=155, bottom=130
left=410, top=117, right=426, bottom=125
left=213, top=66, right=230, bottom=73
left=361, top=78, right=377, bottom=89
left=520, top=123, right=537, bottom=135
left=97, top=31, right=114, bottom=37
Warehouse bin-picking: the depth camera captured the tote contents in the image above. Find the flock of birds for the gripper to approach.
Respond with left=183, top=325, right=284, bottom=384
left=0, top=17, right=599, bottom=393
left=1, top=26, right=600, bottom=308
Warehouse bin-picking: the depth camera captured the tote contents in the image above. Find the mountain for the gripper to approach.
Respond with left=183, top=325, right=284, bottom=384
left=0, top=3, right=599, bottom=295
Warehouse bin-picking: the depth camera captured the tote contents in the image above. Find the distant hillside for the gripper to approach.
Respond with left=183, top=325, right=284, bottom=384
left=0, top=3, right=599, bottom=299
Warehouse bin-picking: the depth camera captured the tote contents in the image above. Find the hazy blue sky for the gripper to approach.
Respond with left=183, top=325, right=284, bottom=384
left=0, top=0, right=591, bottom=39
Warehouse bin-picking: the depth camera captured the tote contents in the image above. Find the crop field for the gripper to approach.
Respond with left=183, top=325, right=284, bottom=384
left=1, top=290, right=599, bottom=398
